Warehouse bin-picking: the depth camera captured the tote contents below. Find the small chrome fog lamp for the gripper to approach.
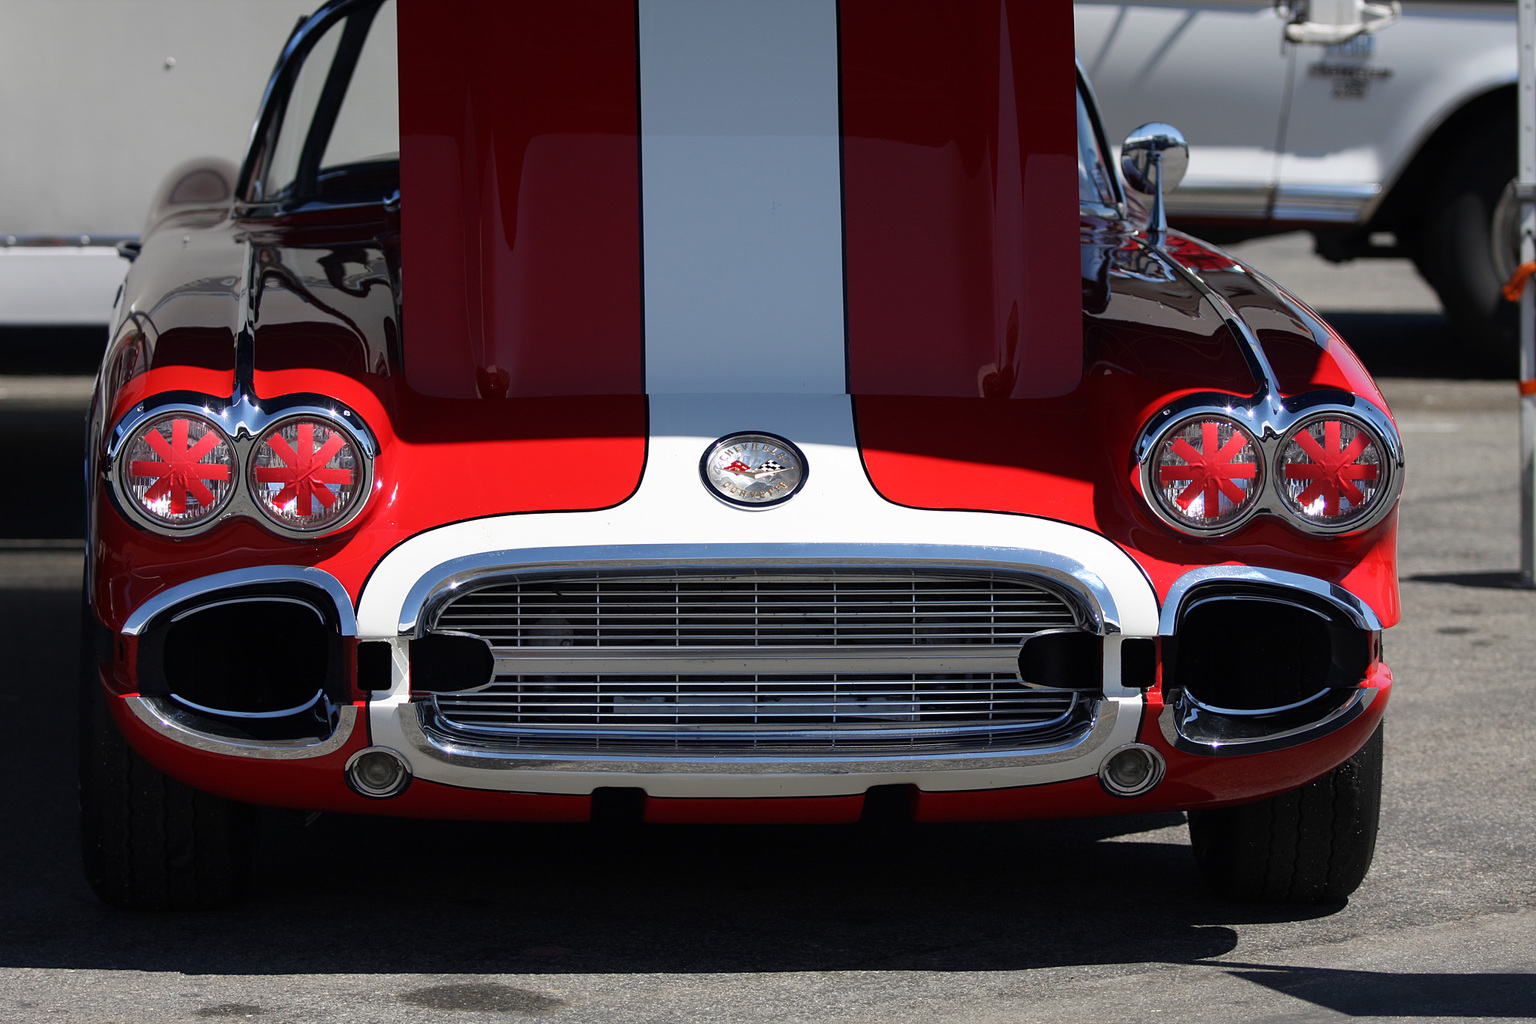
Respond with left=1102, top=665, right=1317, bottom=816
left=345, top=746, right=412, bottom=799
left=1098, top=743, right=1166, bottom=798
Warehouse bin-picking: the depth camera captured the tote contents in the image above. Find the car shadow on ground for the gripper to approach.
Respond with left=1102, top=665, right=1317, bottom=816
left=1406, top=570, right=1531, bottom=590
left=1318, top=311, right=1505, bottom=381
left=1219, top=963, right=1536, bottom=1019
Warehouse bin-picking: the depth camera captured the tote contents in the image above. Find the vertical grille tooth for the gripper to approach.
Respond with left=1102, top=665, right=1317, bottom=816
left=422, top=570, right=1094, bottom=753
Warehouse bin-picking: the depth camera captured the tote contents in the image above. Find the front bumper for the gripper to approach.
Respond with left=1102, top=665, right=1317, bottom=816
left=99, top=393, right=1392, bottom=820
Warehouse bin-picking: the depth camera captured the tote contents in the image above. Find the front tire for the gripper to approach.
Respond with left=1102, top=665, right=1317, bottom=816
left=79, top=627, right=257, bottom=910
left=1188, top=724, right=1383, bottom=904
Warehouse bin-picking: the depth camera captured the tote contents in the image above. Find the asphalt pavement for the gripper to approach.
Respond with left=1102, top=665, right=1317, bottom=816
left=0, top=234, right=1531, bottom=1022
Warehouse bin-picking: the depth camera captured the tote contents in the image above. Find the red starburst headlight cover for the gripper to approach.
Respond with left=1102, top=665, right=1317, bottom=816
left=1278, top=416, right=1385, bottom=527
left=1148, top=417, right=1263, bottom=530
left=249, top=418, right=366, bottom=532
left=120, top=414, right=237, bottom=528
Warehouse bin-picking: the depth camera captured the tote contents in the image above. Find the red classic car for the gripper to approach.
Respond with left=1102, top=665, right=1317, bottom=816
left=81, top=0, right=1401, bottom=909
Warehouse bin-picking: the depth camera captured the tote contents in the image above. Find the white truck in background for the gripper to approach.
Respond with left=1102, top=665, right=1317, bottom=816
left=0, top=0, right=313, bottom=356
left=1077, top=0, right=1520, bottom=364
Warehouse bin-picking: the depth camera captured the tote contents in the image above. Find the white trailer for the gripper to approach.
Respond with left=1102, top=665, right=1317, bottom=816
left=0, top=0, right=313, bottom=334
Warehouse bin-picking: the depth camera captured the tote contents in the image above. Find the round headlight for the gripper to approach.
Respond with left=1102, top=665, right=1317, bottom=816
left=249, top=418, right=365, bottom=532
left=1278, top=416, right=1385, bottom=529
left=121, top=414, right=236, bottom=527
left=1149, top=417, right=1262, bottom=530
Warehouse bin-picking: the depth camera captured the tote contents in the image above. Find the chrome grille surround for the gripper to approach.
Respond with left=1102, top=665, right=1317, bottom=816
left=416, top=568, right=1097, bottom=755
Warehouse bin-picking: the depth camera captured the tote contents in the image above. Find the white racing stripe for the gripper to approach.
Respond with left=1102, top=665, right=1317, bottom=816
left=638, top=0, right=847, bottom=394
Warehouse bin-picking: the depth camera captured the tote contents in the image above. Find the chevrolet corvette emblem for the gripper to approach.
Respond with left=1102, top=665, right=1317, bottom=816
left=701, top=434, right=807, bottom=508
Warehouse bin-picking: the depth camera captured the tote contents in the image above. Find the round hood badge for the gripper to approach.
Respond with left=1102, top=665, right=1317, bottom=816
left=700, top=433, right=808, bottom=509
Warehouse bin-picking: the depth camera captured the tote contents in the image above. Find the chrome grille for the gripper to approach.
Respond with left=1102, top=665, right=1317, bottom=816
left=432, top=571, right=1079, bottom=646
left=420, top=570, right=1092, bottom=753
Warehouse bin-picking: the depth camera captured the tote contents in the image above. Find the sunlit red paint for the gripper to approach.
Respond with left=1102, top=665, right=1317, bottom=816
left=86, top=0, right=1403, bottom=830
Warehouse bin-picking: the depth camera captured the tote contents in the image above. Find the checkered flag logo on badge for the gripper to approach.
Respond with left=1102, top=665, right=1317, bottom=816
left=702, top=433, right=807, bottom=507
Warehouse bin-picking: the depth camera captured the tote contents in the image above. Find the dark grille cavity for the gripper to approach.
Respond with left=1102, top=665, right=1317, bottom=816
left=420, top=570, right=1092, bottom=753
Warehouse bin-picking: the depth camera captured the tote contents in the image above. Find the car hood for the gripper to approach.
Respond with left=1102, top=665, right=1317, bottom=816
left=395, top=0, right=1084, bottom=401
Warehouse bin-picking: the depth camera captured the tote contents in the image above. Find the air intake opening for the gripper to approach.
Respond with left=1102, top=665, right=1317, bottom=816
left=1168, top=587, right=1372, bottom=713
left=136, top=586, right=346, bottom=737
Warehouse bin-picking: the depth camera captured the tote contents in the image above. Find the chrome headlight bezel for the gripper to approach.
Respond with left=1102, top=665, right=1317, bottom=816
left=1135, top=392, right=1403, bottom=539
left=105, top=390, right=376, bottom=539
left=1142, top=412, right=1266, bottom=534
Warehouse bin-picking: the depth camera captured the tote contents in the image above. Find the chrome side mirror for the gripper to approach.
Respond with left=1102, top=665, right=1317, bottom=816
left=1121, top=123, right=1188, bottom=248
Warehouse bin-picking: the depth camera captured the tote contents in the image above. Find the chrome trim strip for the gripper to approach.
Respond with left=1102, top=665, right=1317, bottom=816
left=397, top=546, right=1121, bottom=639
left=1182, top=686, right=1335, bottom=718
left=426, top=711, right=1080, bottom=746
left=396, top=696, right=1124, bottom=773
left=168, top=688, right=330, bottom=721
left=1157, top=686, right=1375, bottom=757
left=121, top=565, right=357, bottom=636
left=124, top=696, right=358, bottom=760
left=482, top=644, right=1023, bottom=677
left=1, top=234, right=138, bottom=248
left=1165, top=185, right=1273, bottom=221
left=1159, top=565, right=1384, bottom=636
left=1270, top=183, right=1379, bottom=225
left=168, top=593, right=324, bottom=624
left=1146, top=244, right=1280, bottom=395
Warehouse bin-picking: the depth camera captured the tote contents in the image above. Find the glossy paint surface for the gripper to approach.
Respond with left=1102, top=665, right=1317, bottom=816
left=107, top=687, right=592, bottom=821
left=855, top=230, right=1400, bottom=627
left=840, top=0, right=1082, bottom=398
left=1160, top=233, right=1390, bottom=401
left=398, top=0, right=644, bottom=399
left=915, top=663, right=1389, bottom=821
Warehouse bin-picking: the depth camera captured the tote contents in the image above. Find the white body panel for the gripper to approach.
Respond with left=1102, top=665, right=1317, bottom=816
left=0, top=0, right=313, bottom=239
left=1076, top=1, right=1290, bottom=219
left=1075, top=0, right=1517, bottom=225
left=1276, top=4, right=1516, bottom=221
left=0, top=247, right=125, bottom=325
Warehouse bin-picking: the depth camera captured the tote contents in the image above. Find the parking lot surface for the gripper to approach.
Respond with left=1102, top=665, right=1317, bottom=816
left=0, top=235, right=1531, bottom=1022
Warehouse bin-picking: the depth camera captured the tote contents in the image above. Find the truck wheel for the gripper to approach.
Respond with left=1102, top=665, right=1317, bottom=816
left=1187, top=724, right=1383, bottom=904
left=79, top=630, right=257, bottom=910
left=1413, top=121, right=1517, bottom=372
